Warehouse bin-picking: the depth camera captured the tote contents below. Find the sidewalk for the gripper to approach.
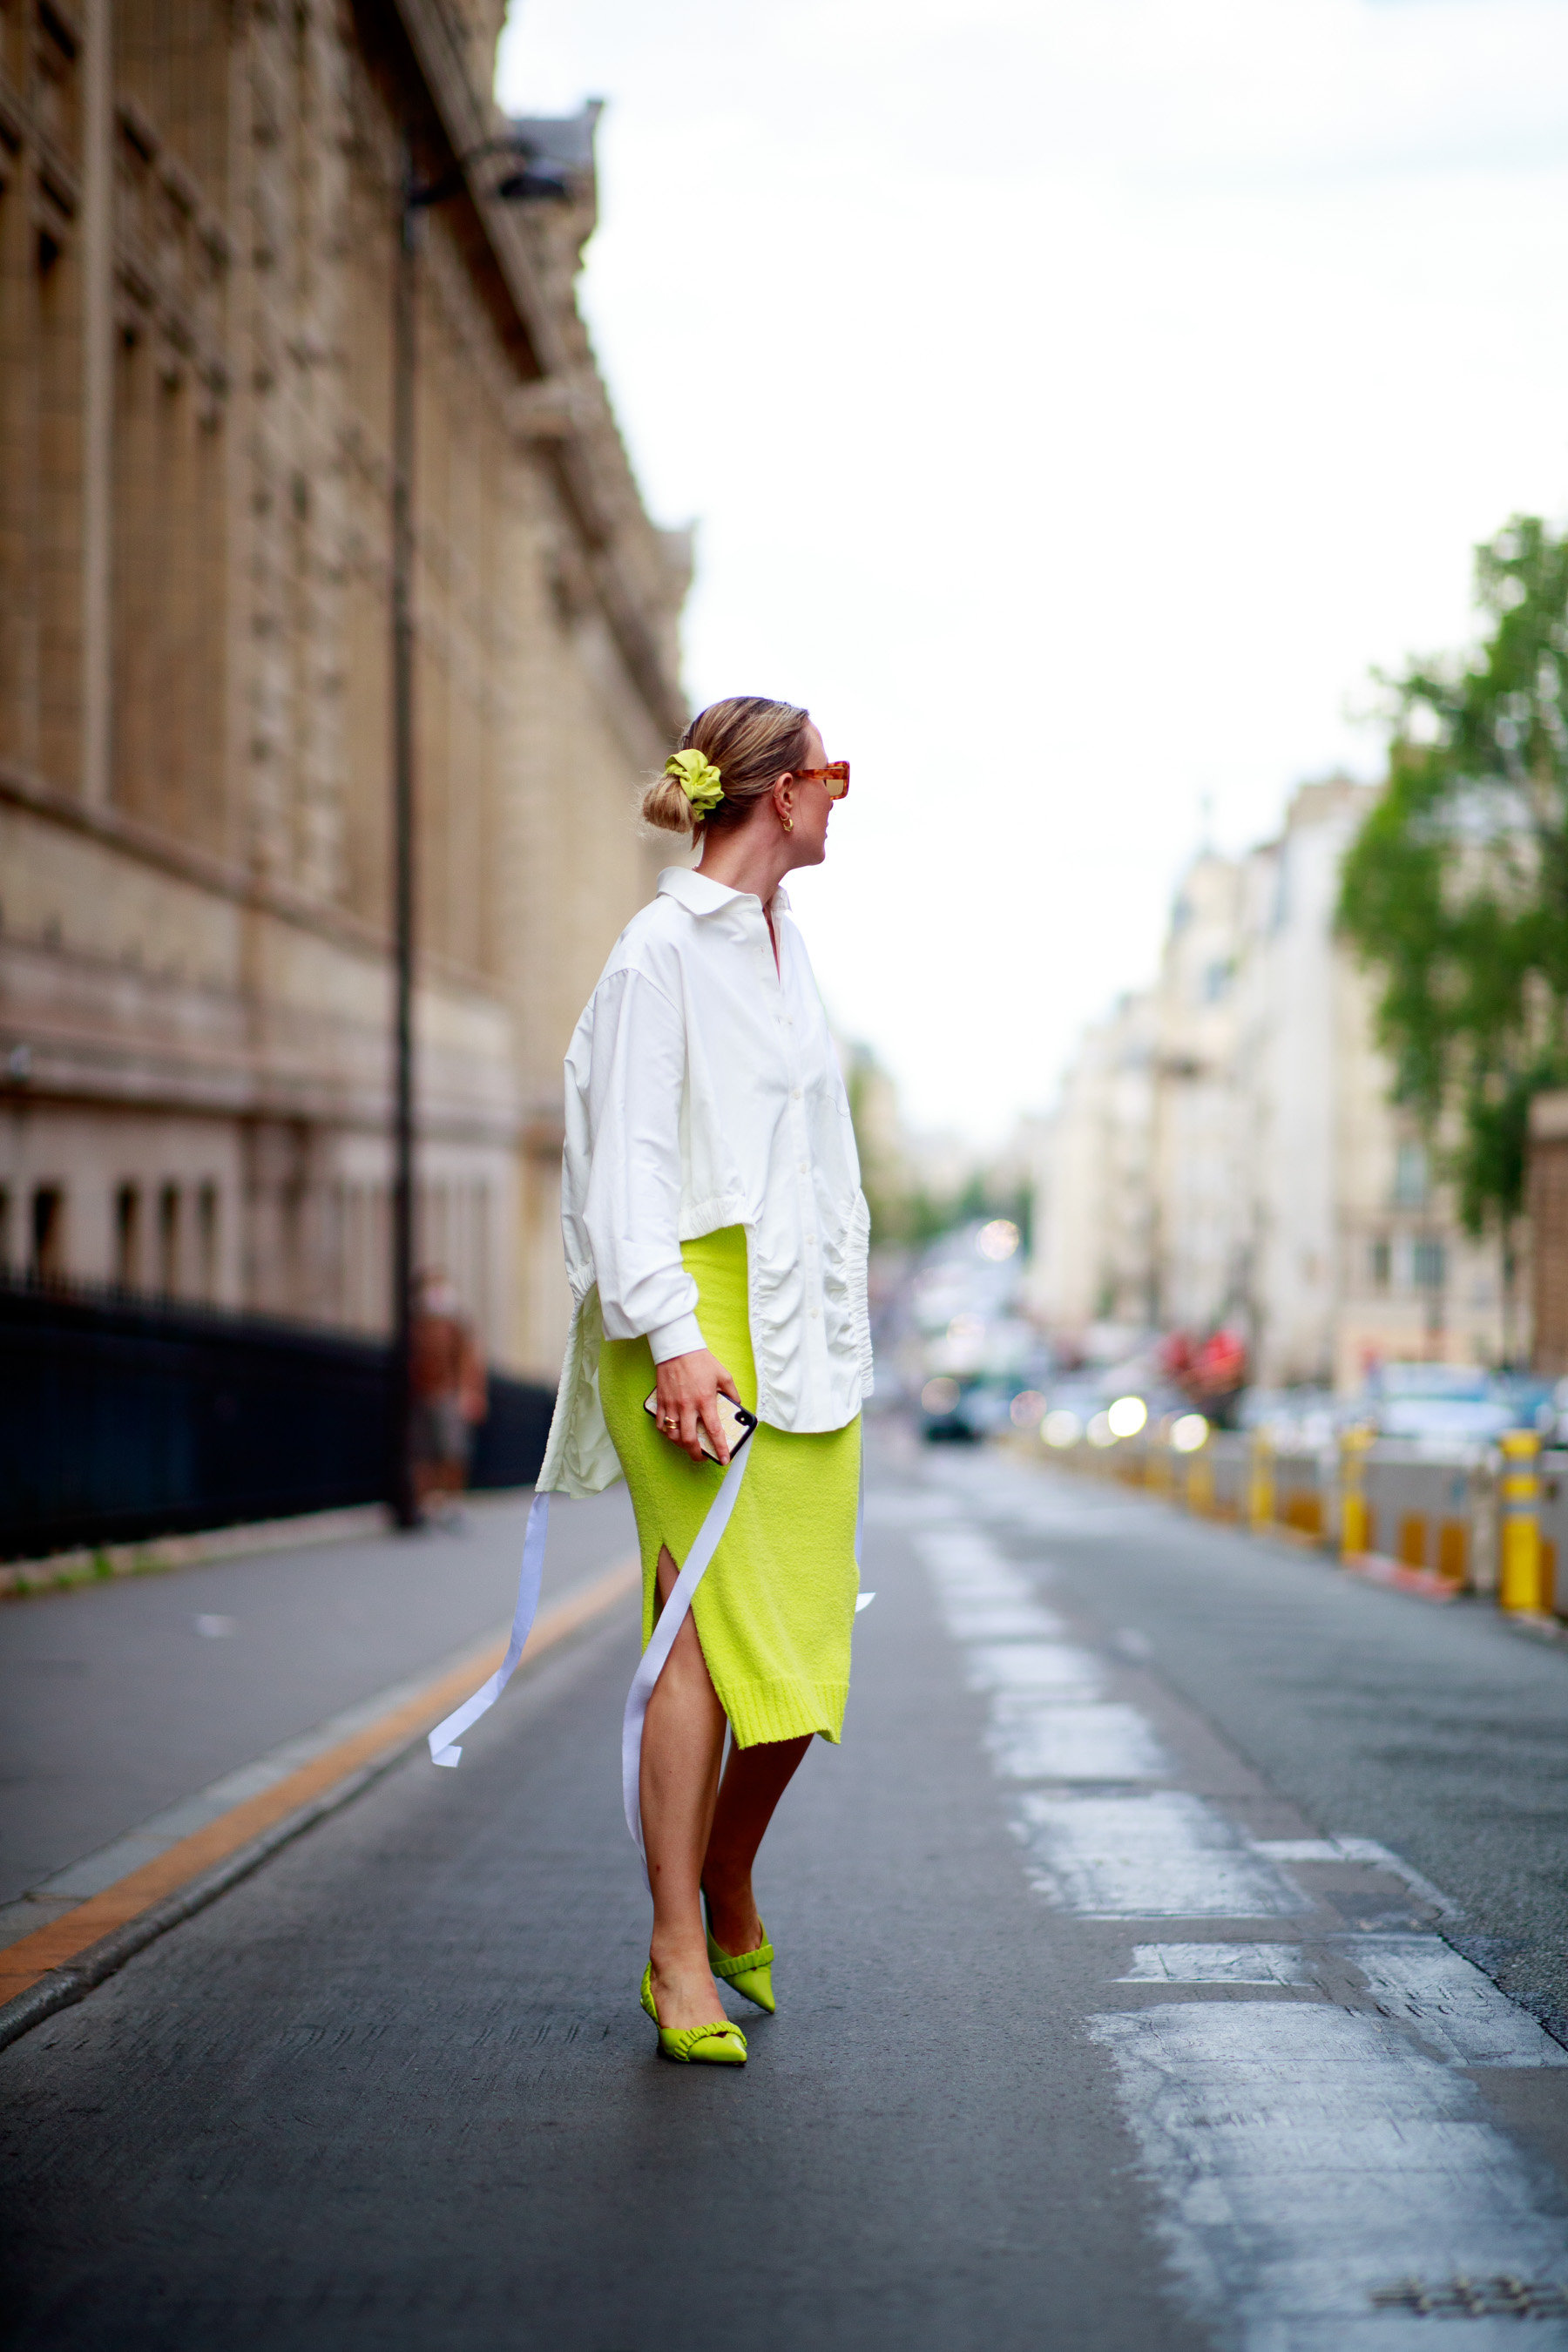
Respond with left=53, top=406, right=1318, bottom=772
left=0, top=1486, right=639, bottom=1932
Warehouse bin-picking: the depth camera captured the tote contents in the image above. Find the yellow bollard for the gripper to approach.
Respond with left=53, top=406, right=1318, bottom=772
left=1498, top=1429, right=1544, bottom=1613
left=1247, top=1425, right=1275, bottom=1535
left=1339, top=1425, right=1374, bottom=1558
left=1186, top=1443, right=1213, bottom=1517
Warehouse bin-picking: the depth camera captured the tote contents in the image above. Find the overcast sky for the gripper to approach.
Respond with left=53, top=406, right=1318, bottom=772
left=497, top=0, right=1568, bottom=1146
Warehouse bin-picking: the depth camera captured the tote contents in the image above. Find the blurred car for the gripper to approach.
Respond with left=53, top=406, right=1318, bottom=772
left=1362, top=1363, right=1513, bottom=1443
left=1491, top=1373, right=1563, bottom=1437
left=917, top=1372, right=1039, bottom=1444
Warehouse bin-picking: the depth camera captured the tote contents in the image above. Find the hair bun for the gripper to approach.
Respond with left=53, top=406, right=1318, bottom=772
left=640, top=774, right=696, bottom=835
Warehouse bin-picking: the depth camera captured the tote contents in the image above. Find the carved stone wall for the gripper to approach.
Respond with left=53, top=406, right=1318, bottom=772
left=0, top=0, right=687, bottom=1378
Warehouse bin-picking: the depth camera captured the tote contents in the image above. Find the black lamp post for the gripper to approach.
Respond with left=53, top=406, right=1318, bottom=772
left=389, top=133, right=571, bottom=1529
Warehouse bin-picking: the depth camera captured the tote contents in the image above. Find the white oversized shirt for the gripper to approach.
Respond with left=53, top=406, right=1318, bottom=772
left=536, top=868, right=873, bottom=1498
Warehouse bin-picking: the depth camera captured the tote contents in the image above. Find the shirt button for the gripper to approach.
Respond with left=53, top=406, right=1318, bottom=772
left=799, top=1161, right=808, bottom=1173
left=808, top=1306, right=819, bottom=1319
left=791, top=1088, right=801, bottom=1100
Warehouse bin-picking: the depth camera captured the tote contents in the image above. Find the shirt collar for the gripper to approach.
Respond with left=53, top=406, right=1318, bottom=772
left=658, top=868, right=791, bottom=919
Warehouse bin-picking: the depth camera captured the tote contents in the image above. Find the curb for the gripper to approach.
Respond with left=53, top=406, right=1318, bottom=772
left=0, top=1554, right=639, bottom=2056
left=0, top=1751, right=397, bottom=2054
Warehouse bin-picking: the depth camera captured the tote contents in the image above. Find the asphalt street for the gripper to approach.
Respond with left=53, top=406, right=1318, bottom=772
left=3, top=1433, right=1568, bottom=2350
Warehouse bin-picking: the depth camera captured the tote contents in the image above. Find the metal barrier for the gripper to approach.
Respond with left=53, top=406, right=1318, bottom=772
left=1040, top=1408, right=1565, bottom=1621
left=0, top=1275, right=552, bottom=1559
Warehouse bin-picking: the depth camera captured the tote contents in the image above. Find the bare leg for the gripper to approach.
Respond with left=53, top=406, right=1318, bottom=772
left=702, top=1733, right=812, bottom=1956
left=639, top=1545, right=733, bottom=2032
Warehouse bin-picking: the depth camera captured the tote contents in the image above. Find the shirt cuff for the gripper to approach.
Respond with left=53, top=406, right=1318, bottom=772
left=648, top=1311, right=705, bottom=1364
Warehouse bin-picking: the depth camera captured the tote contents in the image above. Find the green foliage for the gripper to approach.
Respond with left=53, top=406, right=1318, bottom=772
left=1337, top=515, right=1568, bottom=1231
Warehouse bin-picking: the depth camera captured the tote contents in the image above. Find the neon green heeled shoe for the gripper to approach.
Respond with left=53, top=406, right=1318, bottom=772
left=704, top=1909, right=776, bottom=2015
left=639, top=1964, right=747, bottom=2065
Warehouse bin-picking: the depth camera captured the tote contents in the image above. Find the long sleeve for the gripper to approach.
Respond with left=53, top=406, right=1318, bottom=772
left=579, top=968, right=704, bottom=1360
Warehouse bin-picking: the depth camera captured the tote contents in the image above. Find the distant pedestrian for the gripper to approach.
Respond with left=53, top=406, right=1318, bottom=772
left=410, top=1271, right=487, bottom=1522
left=536, top=696, right=871, bottom=2065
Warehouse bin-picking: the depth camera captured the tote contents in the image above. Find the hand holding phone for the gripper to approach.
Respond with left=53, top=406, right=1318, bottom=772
left=644, top=1348, right=756, bottom=1465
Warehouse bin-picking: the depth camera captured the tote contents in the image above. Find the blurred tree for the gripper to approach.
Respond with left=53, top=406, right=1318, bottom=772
left=1338, top=517, right=1568, bottom=1279
left=842, top=1041, right=1033, bottom=1251
left=843, top=1043, right=918, bottom=1244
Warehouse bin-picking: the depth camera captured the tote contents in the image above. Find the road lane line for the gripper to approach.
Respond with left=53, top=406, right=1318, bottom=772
left=935, top=1597, right=1067, bottom=1640
left=1334, top=1934, right=1568, bottom=2068
left=985, top=1698, right=1169, bottom=1783
left=0, top=1554, right=639, bottom=2024
left=911, top=1481, right=1568, bottom=2343
left=1257, top=1835, right=1462, bottom=1922
left=1119, top=1944, right=1315, bottom=1984
left=1092, top=2002, right=1568, bottom=2349
left=1017, top=1788, right=1311, bottom=1918
left=963, top=1641, right=1106, bottom=1697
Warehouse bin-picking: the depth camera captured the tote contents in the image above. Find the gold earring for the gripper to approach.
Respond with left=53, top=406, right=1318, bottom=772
left=781, top=813, right=794, bottom=833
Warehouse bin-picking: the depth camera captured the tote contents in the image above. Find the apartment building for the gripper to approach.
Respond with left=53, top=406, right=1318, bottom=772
left=1033, top=781, right=1514, bottom=1389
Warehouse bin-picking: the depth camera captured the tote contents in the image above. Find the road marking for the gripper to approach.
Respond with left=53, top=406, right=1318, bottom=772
left=1092, top=2003, right=1568, bottom=2349
left=985, top=1698, right=1168, bottom=1782
left=915, top=1529, right=1039, bottom=1593
left=913, top=1482, right=1568, bottom=2342
left=1257, top=1836, right=1461, bottom=1921
left=1119, top=1943, right=1313, bottom=1984
left=1336, top=1934, right=1568, bottom=2069
left=0, top=1554, right=639, bottom=2011
left=1117, top=1936, right=1568, bottom=2063
left=864, top=1488, right=963, bottom=1527
left=936, top=1598, right=1066, bottom=1641
left=963, top=1640, right=1106, bottom=1698
left=1017, top=1789, right=1310, bottom=1917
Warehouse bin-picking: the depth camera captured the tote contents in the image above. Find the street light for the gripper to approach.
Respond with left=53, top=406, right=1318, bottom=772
left=389, top=132, right=571, bottom=1528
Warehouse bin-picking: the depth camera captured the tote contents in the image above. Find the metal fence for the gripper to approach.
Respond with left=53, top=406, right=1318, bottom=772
left=0, top=1275, right=553, bottom=1560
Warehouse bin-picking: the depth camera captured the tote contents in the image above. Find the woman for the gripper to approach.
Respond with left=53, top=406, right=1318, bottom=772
left=535, top=695, right=872, bottom=2066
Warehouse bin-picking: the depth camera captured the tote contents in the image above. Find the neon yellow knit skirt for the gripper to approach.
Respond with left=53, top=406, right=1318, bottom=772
left=598, top=1225, right=861, bottom=1749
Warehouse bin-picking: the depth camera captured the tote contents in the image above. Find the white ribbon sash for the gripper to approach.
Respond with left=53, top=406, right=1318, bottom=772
left=427, top=1488, right=551, bottom=1767
left=620, top=1441, right=753, bottom=1882
left=429, top=1425, right=871, bottom=1815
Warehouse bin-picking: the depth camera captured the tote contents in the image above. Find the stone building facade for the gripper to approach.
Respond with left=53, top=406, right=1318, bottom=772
left=1029, top=990, right=1158, bottom=1347
left=0, top=0, right=688, bottom=1378
left=1531, top=1092, right=1568, bottom=1378
left=1031, top=781, right=1516, bottom=1389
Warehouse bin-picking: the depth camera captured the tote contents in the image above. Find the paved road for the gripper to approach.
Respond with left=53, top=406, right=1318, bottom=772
left=3, top=1435, right=1568, bottom=2350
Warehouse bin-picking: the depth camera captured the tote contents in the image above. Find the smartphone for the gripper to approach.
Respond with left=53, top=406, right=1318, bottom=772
left=644, top=1388, right=758, bottom=1463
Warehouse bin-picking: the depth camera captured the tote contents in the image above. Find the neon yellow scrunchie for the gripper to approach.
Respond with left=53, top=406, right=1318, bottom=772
left=665, top=748, right=725, bottom=814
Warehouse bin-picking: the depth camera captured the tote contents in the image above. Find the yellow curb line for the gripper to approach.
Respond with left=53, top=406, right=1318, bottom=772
left=0, top=1554, right=640, bottom=2011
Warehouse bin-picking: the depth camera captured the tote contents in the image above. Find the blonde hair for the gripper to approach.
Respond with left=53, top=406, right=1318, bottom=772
left=642, top=696, right=813, bottom=838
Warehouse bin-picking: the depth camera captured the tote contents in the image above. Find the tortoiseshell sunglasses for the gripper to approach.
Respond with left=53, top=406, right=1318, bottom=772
left=794, top=760, right=849, bottom=800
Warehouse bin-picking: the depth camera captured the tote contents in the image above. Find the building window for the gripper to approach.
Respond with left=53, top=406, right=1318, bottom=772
left=30, top=1186, right=64, bottom=1280
left=1412, top=1237, right=1446, bottom=1290
left=1370, top=1236, right=1391, bottom=1290
left=158, top=1182, right=180, bottom=1295
left=1393, top=1141, right=1429, bottom=1207
left=115, top=1183, right=142, bottom=1288
left=196, top=1182, right=219, bottom=1301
